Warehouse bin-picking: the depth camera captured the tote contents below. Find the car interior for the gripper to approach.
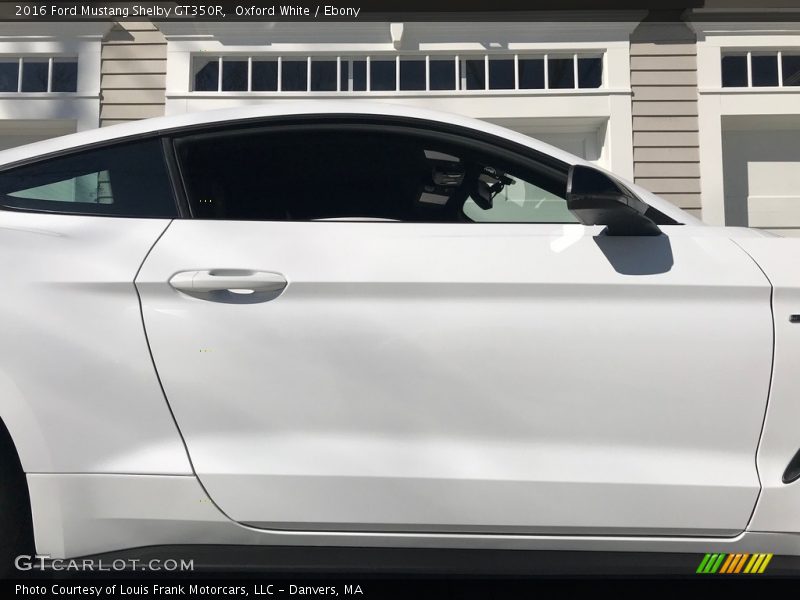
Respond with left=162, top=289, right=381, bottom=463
left=174, top=127, right=576, bottom=223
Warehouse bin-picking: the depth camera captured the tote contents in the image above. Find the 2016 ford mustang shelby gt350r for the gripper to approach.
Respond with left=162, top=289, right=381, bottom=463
left=0, top=102, right=799, bottom=570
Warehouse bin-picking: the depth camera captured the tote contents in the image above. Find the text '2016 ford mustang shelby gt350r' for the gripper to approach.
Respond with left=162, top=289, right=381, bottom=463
left=0, top=101, right=799, bottom=571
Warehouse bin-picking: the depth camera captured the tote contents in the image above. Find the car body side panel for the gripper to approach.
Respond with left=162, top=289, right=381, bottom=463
left=27, top=473, right=800, bottom=559
left=0, top=211, right=191, bottom=474
left=137, top=221, right=772, bottom=535
left=735, top=238, right=800, bottom=534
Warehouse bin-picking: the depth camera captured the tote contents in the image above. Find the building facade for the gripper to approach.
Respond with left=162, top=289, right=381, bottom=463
left=0, top=12, right=798, bottom=234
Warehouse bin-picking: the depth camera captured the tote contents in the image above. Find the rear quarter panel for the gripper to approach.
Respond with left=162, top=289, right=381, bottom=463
left=0, top=211, right=190, bottom=474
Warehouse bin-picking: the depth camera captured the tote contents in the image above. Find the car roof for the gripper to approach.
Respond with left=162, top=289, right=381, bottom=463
left=0, top=101, right=588, bottom=166
left=0, top=100, right=701, bottom=225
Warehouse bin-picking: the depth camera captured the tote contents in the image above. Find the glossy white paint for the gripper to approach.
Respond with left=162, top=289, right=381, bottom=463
left=28, top=473, right=800, bottom=559
left=0, top=104, right=794, bottom=560
left=137, top=221, right=772, bottom=535
left=0, top=211, right=190, bottom=474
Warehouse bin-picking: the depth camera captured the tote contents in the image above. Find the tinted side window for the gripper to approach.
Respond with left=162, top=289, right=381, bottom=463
left=175, top=126, right=575, bottom=224
left=0, top=139, right=177, bottom=217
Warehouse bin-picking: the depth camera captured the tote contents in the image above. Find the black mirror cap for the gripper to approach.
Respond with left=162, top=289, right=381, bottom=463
left=566, top=164, right=662, bottom=236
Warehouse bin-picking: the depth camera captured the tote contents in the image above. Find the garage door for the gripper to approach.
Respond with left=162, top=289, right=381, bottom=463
left=0, top=119, right=77, bottom=152
left=483, top=117, right=606, bottom=165
left=723, top=116, right=800, bottom=237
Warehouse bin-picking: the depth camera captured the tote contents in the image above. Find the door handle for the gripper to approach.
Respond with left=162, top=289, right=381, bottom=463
left=169, top=269, right=287, bottom=294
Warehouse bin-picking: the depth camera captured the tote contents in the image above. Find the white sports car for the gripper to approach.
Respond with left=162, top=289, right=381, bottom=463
left=1, top=102, right=798, bottom=573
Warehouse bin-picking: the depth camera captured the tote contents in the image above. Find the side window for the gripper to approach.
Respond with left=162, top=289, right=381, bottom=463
left=0, top=139, right=177, bottom=217
left=175, top=126, right=574, bottom=223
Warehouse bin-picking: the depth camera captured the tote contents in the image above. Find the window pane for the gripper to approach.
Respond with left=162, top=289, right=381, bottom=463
left=352, top=60, right=366, bottom=91
left=281, top=59, right=307, bottom=91
left=194, top=58, right=219, bottom=91
left=339, top=60, right=349, bottom=91
left=721, top=55, right=747, bottom=87
left=548, top=57, right=574, bottom=89
left=400, top=59, right=425, bottom=91
left=252, top=60, right=277, bottom=91
left=310, top=60, right=337, bottom=91
left=578, top=57, right=602, bottom=88
left=51, top=59, right=77, bottom=92
left=463, top=176, right=577, bottom=223
left=464, top=59, right=485, bottom=90
left=752, top=54, right=779, bottom=87
left=9, top=171, right=111, bottom=203
left=429, top=58, right=455, bottom=90
left=463, top=174, right=578, bottom=223
left=518, top=58, right=544, bottom=89
left=21, top=59, right=48, bottom=92
left=0, top=139, right=176, bottom=217
left=370, top=59, right=395, bottom=91
left=222, top=60, right=247, bottom=91
left=0, top=60, right=18, bottom=92
left=489, top=59, right=514, bottom=90
left=783, top=54, right=800, bottom=86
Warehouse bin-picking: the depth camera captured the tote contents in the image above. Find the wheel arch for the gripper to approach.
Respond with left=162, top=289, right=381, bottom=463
left=0, top=415, right=35, bottom=564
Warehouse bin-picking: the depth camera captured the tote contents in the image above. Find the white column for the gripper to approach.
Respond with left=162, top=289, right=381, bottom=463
left=605, top=45, right=633, bottom=180
left=696, top=42, right=726, bottom=225
left=165, top=46, right=192, bottom=116
left=607, top=94, right=634, bottom=180
left=76, top=39, right=101, bottom=130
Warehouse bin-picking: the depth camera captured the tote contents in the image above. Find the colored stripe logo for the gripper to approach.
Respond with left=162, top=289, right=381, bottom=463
left=696, top=553, right=773, bottom=574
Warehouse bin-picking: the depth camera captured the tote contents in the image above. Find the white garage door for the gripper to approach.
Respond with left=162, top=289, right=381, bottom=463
left=483, top=117, right=606, bottom=165
left=0, top=120, right=77, bottom=152
left=723, top=116, right=800, bottom=237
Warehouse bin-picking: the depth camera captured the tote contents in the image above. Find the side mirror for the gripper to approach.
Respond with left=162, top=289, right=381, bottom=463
left=566, top=165, right=661, bottom=236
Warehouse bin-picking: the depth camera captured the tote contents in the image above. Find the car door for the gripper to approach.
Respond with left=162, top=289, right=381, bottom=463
left=136, top=118, right=773, bottom=536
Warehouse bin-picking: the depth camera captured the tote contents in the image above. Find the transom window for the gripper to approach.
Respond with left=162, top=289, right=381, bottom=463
left=0, top=57, right=78, bottom=93
left=721, top=51, right=800, bottom=87
left=192, top=53, right=604, bottom=93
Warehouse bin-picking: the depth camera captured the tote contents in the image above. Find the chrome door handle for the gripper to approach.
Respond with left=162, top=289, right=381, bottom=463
left=169, top=269, right=287, bottom=293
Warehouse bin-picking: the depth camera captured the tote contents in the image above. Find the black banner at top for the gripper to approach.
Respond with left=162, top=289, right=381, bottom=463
left=0, top=0, right=799, bottom=22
